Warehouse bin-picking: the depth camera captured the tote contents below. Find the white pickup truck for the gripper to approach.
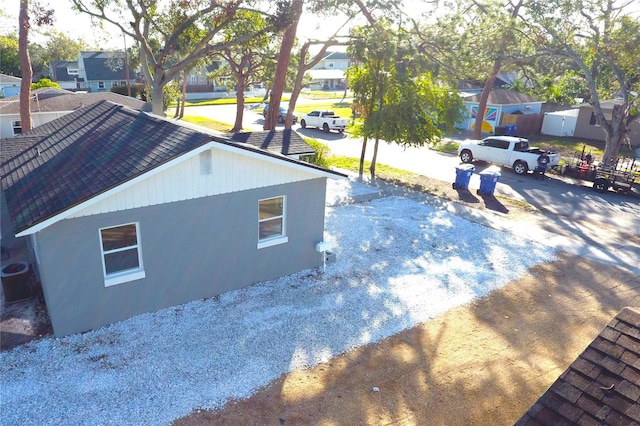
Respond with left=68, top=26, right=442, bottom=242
left=300, top=110, right=348, bottom=133
left=458, top=136, right=560, bottom=175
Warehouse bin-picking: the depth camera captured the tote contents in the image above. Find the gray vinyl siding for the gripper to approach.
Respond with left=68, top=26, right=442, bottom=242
left=35, top=179, right=327, bottom=336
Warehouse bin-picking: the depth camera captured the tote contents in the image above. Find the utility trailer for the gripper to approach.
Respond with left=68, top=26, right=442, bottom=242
left=592, top=157, right=639, bottom=195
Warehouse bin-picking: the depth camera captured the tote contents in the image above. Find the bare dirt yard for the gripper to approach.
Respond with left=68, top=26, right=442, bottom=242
left=175, top=253, right=640, bottom=425
left=174, top=175, right=640, bottom=425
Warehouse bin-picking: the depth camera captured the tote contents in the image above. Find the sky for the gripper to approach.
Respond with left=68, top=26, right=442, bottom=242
left=0, top=1, right=351, bottom=51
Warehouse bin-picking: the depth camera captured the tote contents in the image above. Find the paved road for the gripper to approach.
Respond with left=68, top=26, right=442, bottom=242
left=185, top=103, right=640, bottom=240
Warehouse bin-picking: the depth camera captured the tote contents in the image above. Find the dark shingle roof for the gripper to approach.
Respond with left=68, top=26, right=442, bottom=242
left=516, top=307, right=640, bottom=425
left=229, top=130, right=315, bottom=156
left=49, top=61, right=77, bottom=82
left=1, top=101, right=345, bottom=235
left=81, top=51, right=129, bottom=81
left=463, top=89, right=540, bottom=105
left=0, top=101, right=212, bottom=234
left=0, top=88, right=152, bottom=114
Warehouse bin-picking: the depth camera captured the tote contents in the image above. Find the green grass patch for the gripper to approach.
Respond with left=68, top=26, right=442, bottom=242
left=300, top=90, right=351, bottom=100
left=432, top=139, right=460, bottom=153
left=294, top=102, right=352, bottom=119
left=328, top=156, right=420, bottom=180
left=181, top=115, right=232, bottom=132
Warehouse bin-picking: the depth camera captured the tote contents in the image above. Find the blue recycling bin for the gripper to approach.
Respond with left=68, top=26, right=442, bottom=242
left=504, top=124, right=518, bottom=136
left=478, top=168, right=501, bottom=196
left=453, top=164, right=475, bottom=190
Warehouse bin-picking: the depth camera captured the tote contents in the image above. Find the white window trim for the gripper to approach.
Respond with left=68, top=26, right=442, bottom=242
left=12, top=120, right=22, bottom=134
left=257, top=196, right=287, bottom=249
left=99, top=222, right=145, bottom=287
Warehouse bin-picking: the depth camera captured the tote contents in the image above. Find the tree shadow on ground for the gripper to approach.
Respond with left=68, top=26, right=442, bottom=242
left=173, top=252, right=640, bottom=425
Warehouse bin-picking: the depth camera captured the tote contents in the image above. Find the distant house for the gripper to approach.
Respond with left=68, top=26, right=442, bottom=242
left=573, top=100, right=640, bottom=147
left=77, top=51, right=135, bottom=93
left=0, top=101, right=345, bottom=337
left=0, top=73, right=21, bottom=98
left=458, top=89, right=544, bottom=135
left=308, top=51, right=349, bottom=91
left=517, top=307, right=640, bottom=425
left=541, top=100, right=640, bottom=147
left=48, top=61, right=81, bottom=90
left=0, top=87, right=151, bottom=137
left=183, top=62, right=219, bottom=100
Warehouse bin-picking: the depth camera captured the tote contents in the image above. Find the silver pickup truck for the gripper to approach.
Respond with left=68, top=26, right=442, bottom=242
left=457, top=136, right=560, bottom=175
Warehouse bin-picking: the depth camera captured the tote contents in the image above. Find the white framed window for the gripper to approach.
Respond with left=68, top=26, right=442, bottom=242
left=99, top=223, right=145, bottom=286
left=111, top=81, right=118, bottom=87
left=257, top=196, right=288, bottom=249
left=98, top=81, right=105, bottom=89
left=12, top=121, right=22, bottom=135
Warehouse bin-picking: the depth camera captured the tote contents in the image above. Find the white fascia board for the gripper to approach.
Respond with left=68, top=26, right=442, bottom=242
left=16, top=140, right=343, bottom=237
left=212, top=142, right=346, bottom=180
left=15, top=142, right=218, bottom=237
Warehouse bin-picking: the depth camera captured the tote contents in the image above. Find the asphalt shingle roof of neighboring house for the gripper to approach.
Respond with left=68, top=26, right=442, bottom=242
left=321, top=51, right=348, bottom=61
left=81, top=51, right=129, bottom=81
left=0, top=88, right=151, bottom=114
left=229, top=129, right=315, bottom=157
left=49, top=61, right=78, bottom=82
left=463, top=89, right=540, bottom=105
left=516, top=307, right=640, bottom=425
left=0, top=101, right=343, bottom=235
left=0, top=73, right=22, bottom=84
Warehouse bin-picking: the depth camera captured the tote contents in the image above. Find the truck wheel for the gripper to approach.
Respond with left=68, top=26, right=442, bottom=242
left=300, top=119, right=306, bottom=129
left=593, top=178, right=609, bottom=193
left=460, top=150, right=473, bottom=163
left=323, top=123, right=330, bottom=133
left=513, top=161, right=528, bottom=175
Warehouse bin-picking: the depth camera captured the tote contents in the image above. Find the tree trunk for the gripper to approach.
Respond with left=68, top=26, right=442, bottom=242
left=359, top=136, right=368, bottom=181
left=231, top=76, right=247, bottom=133
left=178, top=74, right=188, bottom=119
left=472, top=63, right=500, bottom=139
left=370, top=136, right=380, bottom=180
left=151, top=84, right=165, bottom=116
left=263, top=0, right=303, bottom=130
left=472, top=0, right=523, bottom=139
left=19, top=0, right=33, bottom=133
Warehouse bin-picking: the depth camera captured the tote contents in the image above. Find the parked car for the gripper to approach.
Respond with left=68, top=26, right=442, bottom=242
left=299, top=110, right=348, bottom=133
left=263, top=104, right=297, bottom=124
left=457, top=136, right=560, bottom=175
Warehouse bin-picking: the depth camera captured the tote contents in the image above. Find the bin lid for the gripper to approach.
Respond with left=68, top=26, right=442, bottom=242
left=479, top=167, right=501, bottom=177
left=455, top=164, right=475, bottom=172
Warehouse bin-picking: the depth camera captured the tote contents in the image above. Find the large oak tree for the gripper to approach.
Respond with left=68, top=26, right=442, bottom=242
left=526, top=0, right=639, bottom=164
left=71, top=0, right=290, bottom=115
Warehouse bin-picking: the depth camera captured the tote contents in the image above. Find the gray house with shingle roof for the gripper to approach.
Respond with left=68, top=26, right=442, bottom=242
left=77, top=51, right=135, bottom=93
left=516, top=307, right=640, bottom=425
left=48, top=61, right=81, bottom=90
left=0, top=87, right=151, bottom=137
left=0, top=100, right=345, bottom=336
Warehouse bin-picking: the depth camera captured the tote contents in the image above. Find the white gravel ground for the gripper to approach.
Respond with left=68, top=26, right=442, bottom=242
left=0, top=179, right=555, bottom=425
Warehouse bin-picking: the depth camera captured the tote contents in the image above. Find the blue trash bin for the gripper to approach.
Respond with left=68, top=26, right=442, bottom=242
left=504, top=124, right=518, bottom=136
left=477, top=168, right=501, bottom=196
left=453, top=164, right=475, bottom=190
